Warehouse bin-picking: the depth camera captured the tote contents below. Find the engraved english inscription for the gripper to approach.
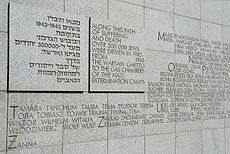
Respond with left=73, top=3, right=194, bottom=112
left=89, top=19, right=145, bottom=92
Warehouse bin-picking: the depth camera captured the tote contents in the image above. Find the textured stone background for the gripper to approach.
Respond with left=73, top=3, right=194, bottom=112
left=1, top=0, right=230, bottom=154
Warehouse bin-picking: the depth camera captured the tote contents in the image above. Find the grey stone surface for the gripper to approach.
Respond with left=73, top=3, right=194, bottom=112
left=201, top=22, right=224, bottom=130
left=202, top=129, right=225, bottom=154
left=175, top=0, right=200, bottom=19
left=145, top=0, right=174, bottom=13
left=7, top=145, right=62, bottom=154
left=175, top=15, right=200, bottom=41
left=0, top=32, right=7, bottom=91
left=9, top=3, right=88, bottom=91
left=65, top=0, right=107, bottom=19
left=226, top=128, right=230, bottom=154
left=145, top=133, right=175, bottom=154
left=10, top=0, right=64, bottom=11
left=0, top=93, right=7, bottom=151
left=145, top=9, right=174, bottom=52
left=145, top=50, right=174, bottom=92
left=109, top=0, right=144, bottom=26
left=176, top=131, right=202, bottom=154
left=89, top=19, right=145, bottom=92
left=63, top=141, right=107, bottom=154
left=0, top=0, right=8, bottom=32
left=119, top=0, right=143, bottom=6
left=201, top=21, right=222, bottom=42
left=108, top=137, right=144, bottom=154
left=144, top=51, right=176, bottom=135
left=223, top=1, right=230, bottom=26
left=174, top=16, right=202, bottom=132
left=201, top=0, right=223, bottom=24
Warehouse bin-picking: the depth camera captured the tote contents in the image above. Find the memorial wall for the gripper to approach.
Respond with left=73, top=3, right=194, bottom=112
left=1, top=0, right=230, bottom=154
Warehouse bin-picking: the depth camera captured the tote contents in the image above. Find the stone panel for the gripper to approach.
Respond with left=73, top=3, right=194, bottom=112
left=63, top=141, right=107, bottom=154
left=89, top=19, right=145, bottom=92
left=145, top=50, right=174, bottom=92
left=109, top=0, right=144, bottom=26
left=175, top=0, right=200, bottom=19
left=9, top=3, right=88, bottom=91
left=226, top=128, right=230, bottom=154
left=7, top=145, right=62, bottom=154
left=201, top=0, right=222, bottom=24
left=120, top=0, right=143, bottom=6
left=65, top=0, right=107, bottom=19
left=202, top=129, right=225, bottom=154
left=145, top=133, right=175, bottom=154
left=108, top=137, right=144, bottom=154
left=10, top=0, right=64, bottom=11
left=0, top=93, right=7, bottom=152
left=176, top=131, right=202, bottom=154
left=145, top=0, right=174, bottom=13
left=0, top=0, right=8, bottom=32
left=145, top=9, right=174, bottom=52
left=0, top=32, right=7, bottom=91
left=223, top=1, right=230, bottom=26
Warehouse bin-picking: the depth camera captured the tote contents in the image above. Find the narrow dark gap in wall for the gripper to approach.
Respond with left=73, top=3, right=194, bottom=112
left=7, top=91, right=84, bottom=93
left=88, top=17, right=91, bottom=92
left=88, top=91, right=144, bottom=94
left=7, top=3, right=10, bottom=93
left=6, top=3, right=10, bottom=151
